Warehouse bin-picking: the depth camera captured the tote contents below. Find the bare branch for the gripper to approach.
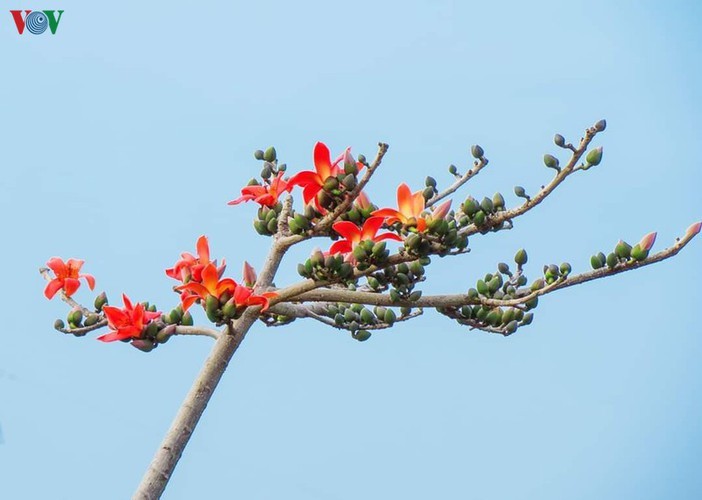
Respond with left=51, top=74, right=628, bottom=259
left=426, top=157, right=488, bottom=208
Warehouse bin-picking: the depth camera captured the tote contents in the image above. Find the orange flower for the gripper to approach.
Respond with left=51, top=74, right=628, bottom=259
left=177, top=263, right=275, bottom=312
left=372, top=183, right=451, bottom=232
left=288, top=142, right=363, bottom=212
left=166, top=235, right=225, bottom=283
left=97, top=294, right=161, bottom=343
left=44, top=257, right=95, bottom=300
left=329, top=216, right=402, bottom=256
left=227, top=172, right=292, bottom=208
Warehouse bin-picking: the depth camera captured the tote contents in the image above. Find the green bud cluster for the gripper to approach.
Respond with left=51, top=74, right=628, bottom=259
left=297, top=250, right=355, bottom=283
left=422, top=176, right=438, bottom=201
left=322, top=303, right=410, bottom=341
left=541, top=262, right=570, bottom=284
left=443, top=303, right=533, bottom=337
left=253, top=203, right=284, bottom=236
left=340, top=201, right=377, bottom=225
left=252, top=146, right=286, bottom=180
left=367, top=260, right=428, bottom=301
left=287, top=212, right=311, bottom=235
left=459, top=193, right=507, bottom=233
left=591, top=237, right=651, bottom=271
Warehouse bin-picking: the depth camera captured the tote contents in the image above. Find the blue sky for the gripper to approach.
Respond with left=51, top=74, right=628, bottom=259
left=1, top=1, right=701, bottom=498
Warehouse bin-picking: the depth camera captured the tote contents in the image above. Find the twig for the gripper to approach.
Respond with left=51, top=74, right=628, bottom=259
left=426, top=157, right=488, bottom=208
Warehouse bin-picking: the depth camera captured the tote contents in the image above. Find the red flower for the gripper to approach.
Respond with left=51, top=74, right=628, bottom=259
left=166, top=235, right=225, bottom=283
left=227, top=172, right=292, bottom=208
left=372, top=183, right=451, bottom=232
left=97, top=294, right=161, bottom=343
left=44, top=257, right=95, bottom=300
left=329, top=216, right=402, bottom=256
left=177, top=263, right=275, bottom=312
left=288, top=142, right=363, bottom=212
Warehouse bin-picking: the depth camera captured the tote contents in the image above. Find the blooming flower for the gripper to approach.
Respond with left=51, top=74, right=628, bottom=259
left=329, top=216, right=402, bottom=256
left=227, top=172, right=292, bottom=208
left=372, top=183, right=451, bottom=232
left=166, top=235, right=225, bottom=283
left=97, top=294, right=161, bottom=343
left=177, top=263, right=275, bottom=312
left=44, top=257, right=95, bottom=300
left=288, top=142, right=363, bottom=212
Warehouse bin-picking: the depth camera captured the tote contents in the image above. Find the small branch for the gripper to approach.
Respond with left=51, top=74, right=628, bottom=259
left=174, top=326, right=221, bottom=340
left=462, top=125, right=601, bottom=236
left=426, top=157, right=488, bottom=208
left=39, top=267, right=94, bottom=316
left=286, top=230, right=698, bottom=310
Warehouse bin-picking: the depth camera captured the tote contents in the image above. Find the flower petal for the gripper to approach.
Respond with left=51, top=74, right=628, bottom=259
left=332, top=221, right=362, bottom=243
left=313, top=142, right=333, bottom=180
left=361, top=216, right=386, bottom=240
left=288, top=171, right=320, bottom=188
left=396, top=183, right=413, bottom=216
left=81, top=274, right=96, bottom=290
left=46, top=257, right=67, bottom=277
left=329, top=241, right=353, bottom=255
left=62, top=278, right=81, bottom=297
left=196, top=236, right=210, bottom=264
left=44, top=279, right=63, bottom=300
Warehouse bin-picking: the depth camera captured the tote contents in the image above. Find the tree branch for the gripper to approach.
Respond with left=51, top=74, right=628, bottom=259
left=426, top=157, right=488, bottom=208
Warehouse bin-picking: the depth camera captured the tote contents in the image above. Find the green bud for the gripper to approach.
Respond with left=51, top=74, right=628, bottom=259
left=181, top=312, right=194, bottom=326
left=502, top=308, right=516, bottom=324
left=543, top=154, right=560, bottom=171
left=530, top=278, right=545, bottom=291
left=521, top=312, right=534, bottom=325
left=68, top=308, right=83, bottom=326
left=389, top=289, right=400, bottom=302
left=467, top=288, right=479, bottom=300
left=338, top=263, right=353, bottom=278
left=169, top=308, right=183, bottom=324
left=462, top=197, right=479, bottom=216
left=480, top=197, right=494, bottom=213
left=554, top=134, right=566, bottom=147
left=408, top=290, right=422, bottom=301
left=266, top=218, right=278, bottom=234
left=514, top=186, right=528, bottom=199
left=422, top=186, right=435, bottom=200
left=488, top=275, right=503, bottom=293
left=630, top=244, right=648, bottom=261
left=594, top=119, right=607, bottom=132
left=368, top=277, right=380, bottom=290
left=371, top=241, right=387, bottom=257
left=473, top=210, right=486, bottom=226
left=341, top=174, right=357, bottom=190
left=323, top=176, right=339, bottom=192
left=334, top=313, right=345, bottom=326
left=525, top=297, right=539, bottom=310
left=344, top=161, right=358, bottom=175
left=54, top=319, right=65, bottom=330
left=514, top=249, right=528, bottom=266
left=205, top=294, right=219, bottom=316
left=253, top=220, right=268, bottom=235
left=559, top=262, right=572, bottom=276
left=471, top=144, right=484, bottom=158
left=504, top=320, right=519, bottom=335
left=84, top=314, right=100, bottom=327
left=586, top=146, right=603, bottom=166
left=263, top=146, right=277, bottom=162
left=222, top=298, right=238, bottom=318
left=352, top=245, right=368, bottom=262
left=384, top=309, right=397, bottom=324
left=94, top=292, right=108, bottom=312
left=354, top=330, right=371, bottom=342
left=448, top=164, right=458, bottom=175
left=360, top=309, right=375, bottom=324
left=615, top=240, right=632, bottom=259
left=425, top=176, right=437, bottom=188
left=497, top=262, right=511, bottom=275
left=492, top=192, right=505, bottom=210
left=293, top=213, right=310, bottom=230
left=260, top=164, right=272, bottom=180
left=606, top=252, right=618, bottom=268
left=590, top=254, right=604, bottom=269
left=131, top=339, right=156, bottom=352
left=486, top=308, right=503, bottom=326
left=476, top=279, right=489, bottom=296
left=254, top=149, right=264, bottom=160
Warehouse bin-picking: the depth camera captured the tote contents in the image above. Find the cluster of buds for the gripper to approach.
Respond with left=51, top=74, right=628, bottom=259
left=297, top=250, right=354, bottom=282
left=252, top=146, right=286, bottom=179
left=54, top=291, right=110, bottom=335
left=444, top=302, right=533, bottom=336
left=403, top=213, right=468, bottom=257
left=367, top=260, right=427, bottom=302
left=253, top=203, right=284, bottom=236
left=590, top=232, right=657, bottom=270
left=321, top=302, right=411, bottom=341
left=459, top=192, right=507, bottom=232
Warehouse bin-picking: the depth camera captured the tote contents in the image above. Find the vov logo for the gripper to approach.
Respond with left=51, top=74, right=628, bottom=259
left=10, top=10, right=64, bottom=35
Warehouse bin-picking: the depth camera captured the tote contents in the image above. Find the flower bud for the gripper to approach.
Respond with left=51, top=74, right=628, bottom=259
left=260, top=164, right=272, bottom=180
left=371, top=241, right=387, bottom=258
left=408, top=290, right=422, bottom=301
left=473, top=210, right=486, bottom=226
left=492, top=192, right=505, bottom=210
left=94, top=292, right=108, bottom=312
left=615, top=240, right=632, bottom=259
left=497, top=262, right=511, bottom=275
left=354, top=330, right=371, bottom=342
left=514, top=249, right=528, bottom=266
left=254, top=149, right=265, bottom=160
left=54, top=319, right=65, bottom=330
left=263, top=146, right=277, bottom=162
left=480, top=197, right=494, bottom=213
left=462, top=197, right=479, bottom=216
left=352, top=245, right=368, bottom=262
left=131, top=339, right=155, bottom=352
left=521, top=312, right=534, bottom=325
left=554, top=134, right=566, bottom=147
left=222, top=298, right=238, bottom=318
left=448, top=164, right=458, bottom=175
left=467, top=288, right=478, bottom=300
left=559, top=262, right=572, bottom=276
left=84, top=314, right=100, bottom=327
left=384, top=309, right=397, bottom=324
left=205, top=295, right=219, bottom=318
left=471, top=145, right=484, bottom=158
left=590, top=254, right=604, bottom=269
left=360, top=308, right=375, bottom=324
left=323, top=176, right=339, bottom=192
left=638, top=232, right=657, bottom=252
left=685, top=221, right=702, bottom=238
left=594, top=119, right=607, bottom=132
left=422, top=187, right=435, bottom=200
left=68, top=308, right=83, bottom=326
left=586, top=146, right=603, bottom=166
left=630, top=244, right=648, bottom=261
left=606, top=252, right=618, bottom=268
left=477, top=279, right=489, bottom=295
left=181, top=312, right=194, bottom=326
left=504, top=320, right=519, bottom=335
left=242, top=261, right=257, bottom=287
left=341, top=174, right=357, bottom=190
left=514, top=186, right=528, bottom=199
left=543, top=154, right=560, bottom=171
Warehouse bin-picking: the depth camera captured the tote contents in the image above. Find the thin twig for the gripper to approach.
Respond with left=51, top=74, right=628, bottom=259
left=426, top=157, right=488, bottom=208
